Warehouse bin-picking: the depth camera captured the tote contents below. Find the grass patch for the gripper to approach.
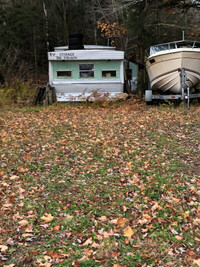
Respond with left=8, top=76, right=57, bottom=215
left=0, top=100, right=199, bottom=266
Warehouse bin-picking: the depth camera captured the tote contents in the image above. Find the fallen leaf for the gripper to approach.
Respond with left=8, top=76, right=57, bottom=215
left=91, top=242, right=100, bottom=248
left=10, top=175, right=19, bottom=180
left=0, top=245, right=8, bottom=252
left=193, top=218, right=200, bottom=225
left=151, top=202, right=160, bottom=212
left=82, top=238, right=93, bottom=246
left=84, top=248, right=93, bottom=256
left=41, top=213, right=54, bottom=223
left=79, top=255, right=89, bottom=262
left=66, top=214, right=73, bottom=220
left=97, top=216, right=108, bottom=222
left=53, top=225, right=60, bottom=231
left=184, top=211, right=190, bottom=219
left=193, top=259, right=200, bottom=267
left=36, top=258, right=51, bottom=267
left=110, top=218, right=118, bottom=224
left=24, top=224, right=33, bottom=233
left=175, top=235, right=183, bottom=241
left=123, top=206, right=127, bottom=212
left=123, top=225, right=134, bottom=239
left=18, top=220, right=29, bottom=226
left=22, top=233, right=33, bottom=238
left=3, top=203, right=13, bottom=209
left=18, top=187, right=25, bottom=194
left=46, top=250, right=64, bottom=259
left=116, top=216, right=128, bottom=227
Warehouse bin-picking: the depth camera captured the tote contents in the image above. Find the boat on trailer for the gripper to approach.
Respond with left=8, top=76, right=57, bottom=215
left=145, top=39, right=200, bottom=106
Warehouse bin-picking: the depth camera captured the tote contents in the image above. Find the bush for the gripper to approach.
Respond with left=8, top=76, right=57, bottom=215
left=0, top=79, right=36, bottom=107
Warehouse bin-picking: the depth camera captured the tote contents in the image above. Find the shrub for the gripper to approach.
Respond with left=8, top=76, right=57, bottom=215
left=0, top=79, right=36, bottom=107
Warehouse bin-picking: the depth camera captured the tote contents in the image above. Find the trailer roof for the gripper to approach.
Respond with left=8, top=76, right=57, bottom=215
left=48, top=48, right=124, bottom=61
left=54, top=45, right=116, bottom=51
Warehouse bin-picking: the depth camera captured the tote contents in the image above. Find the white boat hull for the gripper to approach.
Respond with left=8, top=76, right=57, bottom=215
left=146, top=49, right=200, bottom=93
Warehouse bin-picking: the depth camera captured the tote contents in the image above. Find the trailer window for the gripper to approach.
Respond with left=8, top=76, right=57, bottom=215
left=102, top=70, right=116, bottom=78
left=79, top=64, right=94, bottom=78
left=57, top=71, right=72, bottom=78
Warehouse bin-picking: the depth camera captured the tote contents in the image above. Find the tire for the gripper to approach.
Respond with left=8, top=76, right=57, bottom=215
left=69, top=33, right=83, bottom=39
left=69, top=45, right=84, bottom=50
left=69, top=38, right=83, bottom=45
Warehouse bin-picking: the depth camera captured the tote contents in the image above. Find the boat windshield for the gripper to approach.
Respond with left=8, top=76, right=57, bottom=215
left=149, top=40, right=200, bottom=55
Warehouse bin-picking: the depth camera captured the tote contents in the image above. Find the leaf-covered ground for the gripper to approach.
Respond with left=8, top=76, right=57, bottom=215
left=0, top=100, right=200, bottom=267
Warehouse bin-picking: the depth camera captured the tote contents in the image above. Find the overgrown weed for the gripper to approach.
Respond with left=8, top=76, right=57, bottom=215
left=0, top=79, right=36, bottom=107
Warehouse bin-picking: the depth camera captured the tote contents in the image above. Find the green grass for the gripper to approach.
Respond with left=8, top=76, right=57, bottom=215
left=0, top=100, right=199, bottom=266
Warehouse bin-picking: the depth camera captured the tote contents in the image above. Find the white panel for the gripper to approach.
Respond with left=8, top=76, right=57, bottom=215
left=48, top=50, right=124, bottom=61
left=54, top=83, right=124, bottom=102
left=49, top=62, right=53, bottom=85
left=56, top=92, right=123, bottom=102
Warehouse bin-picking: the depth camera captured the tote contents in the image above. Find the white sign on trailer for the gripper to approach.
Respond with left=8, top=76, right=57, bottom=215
left=49, top=52, right=77, bottom=60
left=48, top=50, right=124, bottom=61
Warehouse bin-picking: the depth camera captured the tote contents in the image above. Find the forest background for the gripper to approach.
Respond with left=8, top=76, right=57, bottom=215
left=0, top=0, right=200, bottom=93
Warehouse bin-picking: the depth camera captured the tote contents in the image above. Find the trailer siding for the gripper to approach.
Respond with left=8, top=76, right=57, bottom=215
left=51, top=60, right=121, bottom=81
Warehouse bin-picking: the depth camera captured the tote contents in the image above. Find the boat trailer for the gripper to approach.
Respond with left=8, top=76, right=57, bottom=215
left=145, top=69, right=200, bottom=110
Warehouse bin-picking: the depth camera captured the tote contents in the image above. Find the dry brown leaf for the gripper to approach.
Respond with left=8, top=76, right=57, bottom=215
left=10, top=175, right=19, bottom=180
left=79, top=256, right=89, bottom=262
left=123, top=225, right=134, bottom=239
left=66, top=214, right=73, bottom=220
left=36, top=258, right=51, bottom=267
left=184, top=211, right=190, bottom=219
left=18, top=187, right=25, bottom=194
left=91, top=242, right=100, bottom=248
left=22, top=233, right=33, bottom=238
left=97, top=216, right=108, bottom=222
left=123, top=206, right=127, bottom=212
left=46, top=250, right=64, bottom=259
left=193, top=259, right=200, bottom=267
left=24, top=224, right=33, bottom=233
left=12, top=212, right=23, bottom=220
left=172, top=197, right=180, bottom=204
left=0, top=245, right=8, bottom=252
left=84, top=248, right=93, bottom=256
left=3, top=203, right=13, bottom=209
left=116, top=216, right=128, bottom=227
left=103, top=229, right=114, bottom=238
left=82, top=238, right=93, bottom=246
left=110, top=218, right=118, bottom=224
left=41, top=213, right=54, bottom=223
left=175, top=235, right=183, bottom=241
left=53, top=225, right=60, bottom=231
left=193, top=218, right=200, bottom=225
left=151, top=202, right=160, bottom=212
left=18, top=219, right=29, bottom=226
left=143, top=214, right=152, bottom=221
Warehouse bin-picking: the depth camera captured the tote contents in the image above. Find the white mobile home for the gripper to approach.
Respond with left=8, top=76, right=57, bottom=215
left=48, top=35, right=137, bottom=101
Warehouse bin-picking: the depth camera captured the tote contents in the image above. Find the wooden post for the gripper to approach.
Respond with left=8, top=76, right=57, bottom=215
left=33, top=86, right=57, bottom=106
